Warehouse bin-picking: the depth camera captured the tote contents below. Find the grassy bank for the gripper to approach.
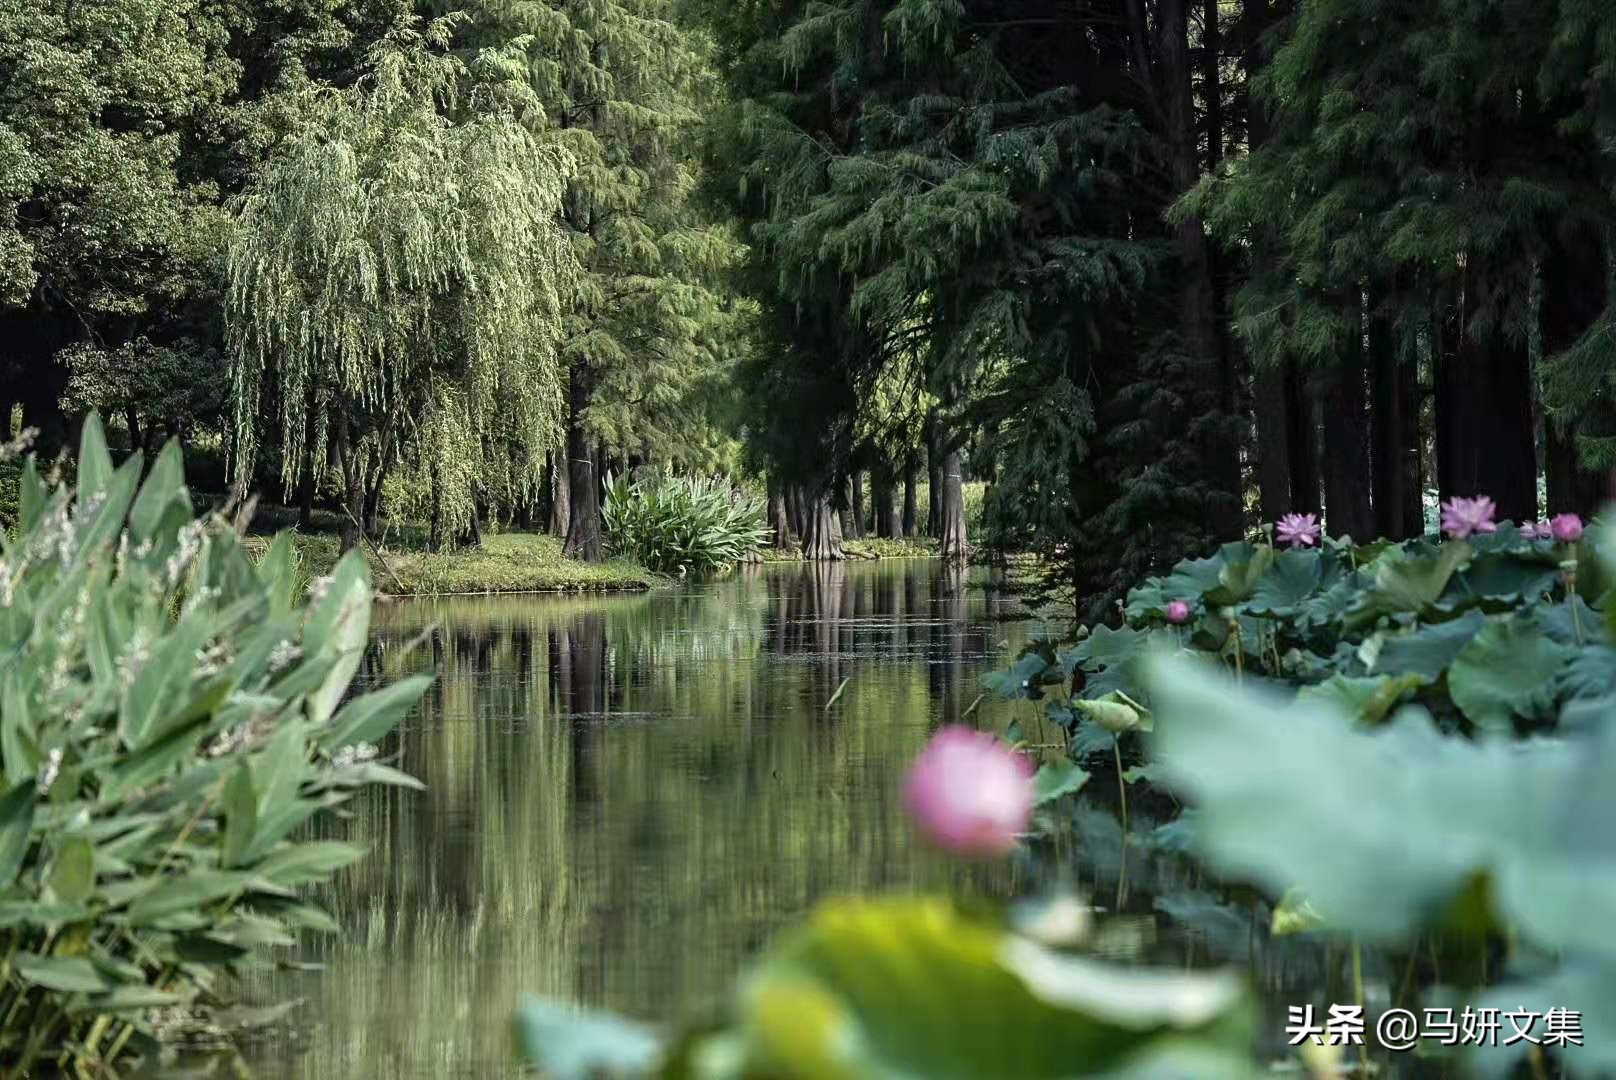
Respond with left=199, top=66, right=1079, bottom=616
left=248, top=531, right=665, bottom=597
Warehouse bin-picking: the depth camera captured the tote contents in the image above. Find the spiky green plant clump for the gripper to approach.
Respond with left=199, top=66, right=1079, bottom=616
left=602, top=472, right=769, bottom=575
left=0, top=416, right=427, bottom=1073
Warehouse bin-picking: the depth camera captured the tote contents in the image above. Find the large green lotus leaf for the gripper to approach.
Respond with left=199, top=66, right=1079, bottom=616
left=1161, top=553, right=1226, bottom=603
left=1447, top=616, right=1573, bottom=733
left=1247, top=548, right=1335, bottom=617
left=1438, top=552, right=1561, bottom=615
left=1349, top=541, right=1472, bottom=625
left=1205, top=542, right=1271, bottom=607
left=1064, top=625, right=1152, bottom=674
left=1033, top=760, right=1090, bottom=806
left=723, top=898, right=1252, bottom=1080
left=1148, top=655, right=1616, bottom=956
left=1296, top=673, right=1426, bottom=725
left=1146, top=657, right=1519, bottom=939
left=982, top=649, right=1054, bottom=699
left=1370, top=610, right=1487, bottom=679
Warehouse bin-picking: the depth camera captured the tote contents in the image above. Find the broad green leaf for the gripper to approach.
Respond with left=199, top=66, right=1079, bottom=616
left=1248, top=549, right=1328, bottom=616
left=303, top=550, right=372, bottom=725
left=513, top=996, right=664, bottom=1080
left=0, top=781, right=36, bottom=887
left=72, top=986, right=192, bottom=1014
left=15, top=953, right=114, bottom=993
left=1205, top=542, right=1271, bottom=606
left=255, top=531, right=301, bottom=615
left=126, top=871, right=250, bottom=925
left=118, top=606, right=212, bottom=749
left=251, top=841, right=366, bottom=887
left=47, top=836, right=95, bottom=905
left=321, top=675, right=432, bottom=751
left=711, top=897, right=1251, bottom=1080
left=1353, top=540, right=1472, bottom=622
left=1448, top=617, right=1573, bottom=733
left=128, top=438, right=188, bottom=543
left=222, top=763, right=258, bottom=869
left=75, top=412, right=113, bottom=502
left=1032, top=761, right=1089, bottom=805
left=1296, top=673, right=1426, bottom=725
left=1371, top=610, right=1487, bottom=679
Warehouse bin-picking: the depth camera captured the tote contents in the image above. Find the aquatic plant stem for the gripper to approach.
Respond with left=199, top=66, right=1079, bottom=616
left=1351, top=939, right=1369, bottom=1072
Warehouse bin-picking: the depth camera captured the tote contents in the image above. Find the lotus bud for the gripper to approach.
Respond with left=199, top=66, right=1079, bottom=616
left=1551, top=513, right=1584, bottom=543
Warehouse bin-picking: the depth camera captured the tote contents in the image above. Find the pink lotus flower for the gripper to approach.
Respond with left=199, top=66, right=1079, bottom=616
left=903, top=727, right=1033, bottom=858
left=1551, top=513, right=1584, bottom=543
left=1521, top=521, right=1544, bottom=540
left=1440, top=496, right=1497, bottom=539
left=1165, top=600, right=1190, bottom=624
left=1275, top=513, right=1321, bottom=548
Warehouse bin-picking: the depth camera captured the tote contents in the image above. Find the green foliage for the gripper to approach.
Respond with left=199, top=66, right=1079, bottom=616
left=515, top=897, right=1254, bottom=1079
left=989, top=522, right=1612, bottom=760
left=227, top=15, right=578, bottom=533
left=0, top=415, right=426, bottom=1071
left=602, top=471, right=768, bottom=575
left=1146, top=654, right=1616, bottom=1075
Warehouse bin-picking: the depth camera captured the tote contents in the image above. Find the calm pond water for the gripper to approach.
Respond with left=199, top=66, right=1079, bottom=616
left=243, top=558, right=1043, bottom=1078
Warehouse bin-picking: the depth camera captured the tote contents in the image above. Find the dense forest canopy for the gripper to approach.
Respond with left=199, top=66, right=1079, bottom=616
left=3, top=0, right=1616, bottom=612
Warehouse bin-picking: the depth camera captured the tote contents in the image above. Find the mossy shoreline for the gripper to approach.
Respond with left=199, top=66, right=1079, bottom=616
left=246, top=530, right=947, bottom=598
left=246, top=532, right=668, bottom=597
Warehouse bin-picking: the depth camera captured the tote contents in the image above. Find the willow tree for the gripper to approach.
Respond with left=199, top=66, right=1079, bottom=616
left=458, top=0, right=741, bottom=561
left=227, top=16, right=577, bottom=548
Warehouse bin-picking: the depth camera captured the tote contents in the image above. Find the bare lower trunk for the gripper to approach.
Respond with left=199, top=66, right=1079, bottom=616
left=802, top=493, right=845, bottom=561
left=768, top=488, right=792, bottom=548
left=562, top=365, right=603, bottom=562
left=937, top=449, right=969, bottom=560
left=1252, top=359, right=1292, bottom=522
left=902, top=457, right=919, bottom=537
left=848, top=471, right=865, bottom=539
left=1322, top=340, right=1374, bottom=542
left=334, top=417, right=364, bottom=551
left=549, top=448, right=571, bottom=537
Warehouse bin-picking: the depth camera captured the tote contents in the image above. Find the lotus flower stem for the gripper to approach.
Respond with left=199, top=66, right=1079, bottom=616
left=1351, top=939, right=1369, bottom=1071
left=1113, top=740, right=1129, bottom=838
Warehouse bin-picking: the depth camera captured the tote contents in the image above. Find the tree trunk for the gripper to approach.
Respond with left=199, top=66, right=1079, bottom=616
left=1286, top=363, right=1321, bottom=515
left=1322, top=343, right=1374, bottom=541
left=1369, top=301, right=1411, bottom=540
left=902, top=456, right=919, bottom=537
left=296, top=391, right=319, bottom=530
left=548, top=448, right=572, bottom=537
left=848, top=471, right=865, bottom=539
left=1436, top=306, right=1537, bottom=522
left=1400, top=352, right=1425, bottom=534
left=802, top=492, right=845, bottom=560
left=333, top=417, right=364, bottom=551
left=1162, top=0, right=1242, bottom=541
left=1542, top=232, right=1610, bottom=517
left=562, top=365, right=603, bottom=561
left=787, top=484, right=806, bottom=541
left=1252, top=361, right=1292, bottom=522
left=937, top=448, right=969, bottom=560
left=872, top=464, right=899, bottom=539
left=768, top=480, right=792, bottom=549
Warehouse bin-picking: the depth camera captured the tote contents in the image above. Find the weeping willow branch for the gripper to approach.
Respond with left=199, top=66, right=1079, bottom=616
left=226, top=15, right=578, bottom=532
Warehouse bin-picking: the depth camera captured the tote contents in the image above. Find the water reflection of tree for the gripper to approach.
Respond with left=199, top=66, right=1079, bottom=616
left=247, top=563, right=1030, bottom=1078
